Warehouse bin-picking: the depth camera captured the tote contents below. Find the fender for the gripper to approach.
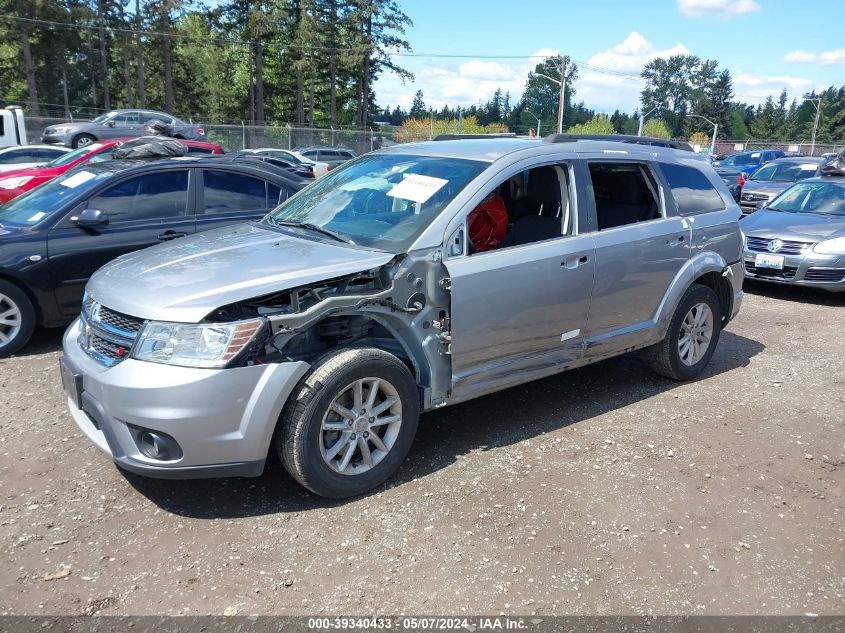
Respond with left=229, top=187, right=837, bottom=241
left=653, top=250, right=730, bottom=339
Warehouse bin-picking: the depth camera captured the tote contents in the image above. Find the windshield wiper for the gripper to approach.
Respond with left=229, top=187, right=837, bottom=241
left=268, top=218, right=354, bottom=244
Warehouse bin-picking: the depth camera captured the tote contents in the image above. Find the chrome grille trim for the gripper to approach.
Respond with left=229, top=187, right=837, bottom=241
left=79, top=299, right=143, bottom=367
left=746, top=236, right=812, bottom=255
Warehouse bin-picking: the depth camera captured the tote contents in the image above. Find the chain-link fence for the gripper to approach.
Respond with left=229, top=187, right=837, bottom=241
left=19, top=116, right=845, bottom=157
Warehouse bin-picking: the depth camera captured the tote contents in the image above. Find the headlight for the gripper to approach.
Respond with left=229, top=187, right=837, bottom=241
left=812, top=237, right=845, bottom=256
left=132, top=318, right=264, bottom=368
left=48, top=127, right=73, bottom=134
left=0, top=176, right=33, bottom=189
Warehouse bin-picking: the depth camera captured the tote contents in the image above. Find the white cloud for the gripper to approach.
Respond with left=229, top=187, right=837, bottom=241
left=577, top=32, right=689, bottom=112
left=819, top=49, right=845, bottom=65
left=677, top=0, right=760, bottom=19
left=733, top=73, right=815, bottom=101
left=784, top=50, right=816, bottom=63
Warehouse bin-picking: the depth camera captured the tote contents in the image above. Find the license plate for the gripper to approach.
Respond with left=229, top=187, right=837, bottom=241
left=754, top=253, right=784, bottom=270
left=59, top=356, right=83, bottom=410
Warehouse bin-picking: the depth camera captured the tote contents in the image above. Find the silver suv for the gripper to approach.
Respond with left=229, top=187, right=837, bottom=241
left=60, top=135, right=744, bottom=498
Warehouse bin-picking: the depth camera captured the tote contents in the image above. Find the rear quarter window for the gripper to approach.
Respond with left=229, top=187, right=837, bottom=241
left=660, top=163, right=725, bottom=215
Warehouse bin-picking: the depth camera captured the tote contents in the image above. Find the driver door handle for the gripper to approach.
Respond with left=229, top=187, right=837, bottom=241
left=157, top=230, right=188, bottom=241
left=666, top=234, right=686, bottom=247
left=562, top=254, right=591, bottom=269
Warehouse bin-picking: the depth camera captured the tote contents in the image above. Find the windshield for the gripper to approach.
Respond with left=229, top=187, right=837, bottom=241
left=90, top=112, right=117, bottom=124
left=265, top=153, right=488, bottom=250
left=47, top=142, right=106, bottom=167
left=0, top=169, right=105, bottom=227
left=750, top=162, right=818, bottom=182
left=768, top=181, right=845, bottom=216
left=719, top=153, right=760, bottom=167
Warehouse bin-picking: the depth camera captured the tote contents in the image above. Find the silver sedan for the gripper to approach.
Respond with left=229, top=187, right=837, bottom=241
left=740, top=177, right=845, bottom=291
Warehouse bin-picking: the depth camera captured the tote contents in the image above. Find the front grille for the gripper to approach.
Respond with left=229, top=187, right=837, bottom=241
left=79, top=299, right=143, bottom=367
left=746, top=236, right=811, bottom=255
left=804, top=268, right=845, bottom=282
left=745, top=263, right=798, bottom=280
left=89, top=332, right=129, bottom=362
left=742, top=192, right=769, bottom=202
left=95, top=305, right=144, bottom=335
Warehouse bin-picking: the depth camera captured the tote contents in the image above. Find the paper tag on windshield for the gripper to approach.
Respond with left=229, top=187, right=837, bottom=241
left=387, top=174, right=448, bottom=204
left=60, top=170, right=96, bottom=188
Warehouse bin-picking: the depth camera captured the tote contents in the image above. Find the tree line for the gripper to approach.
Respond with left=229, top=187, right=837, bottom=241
left=1, top=3, right=842, bottom=142
left=395, top=54, right=844, bottom=143
left=0, top=0, right=412, bottom=128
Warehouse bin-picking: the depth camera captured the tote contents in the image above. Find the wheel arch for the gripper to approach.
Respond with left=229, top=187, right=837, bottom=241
left=654, top=251, right=732, bottom=339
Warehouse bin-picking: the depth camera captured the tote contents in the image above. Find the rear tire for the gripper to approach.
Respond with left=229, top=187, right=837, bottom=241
left=0, top=280, right=36, bottom=358
left=646, top=283, right=722, bottom=381
left=72, top=133, right=96, bottom=149
left=277, top=347, right=420, bottom=498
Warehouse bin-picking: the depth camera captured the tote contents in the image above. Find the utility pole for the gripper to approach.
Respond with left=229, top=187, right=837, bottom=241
left=536, top=56, right=568, bottom=133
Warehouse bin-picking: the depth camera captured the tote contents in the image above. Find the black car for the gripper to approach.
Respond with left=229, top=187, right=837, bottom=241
left=225, top=152, right=315, bottom=179
left=0, top=157, right=308, bottom=356
left=713, top=149, right=785, bottom=200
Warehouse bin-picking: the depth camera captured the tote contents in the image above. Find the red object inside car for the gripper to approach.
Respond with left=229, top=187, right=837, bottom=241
left=467, top=192, right=508, bottom=252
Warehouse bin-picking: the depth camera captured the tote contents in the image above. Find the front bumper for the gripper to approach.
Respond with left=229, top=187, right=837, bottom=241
left=61, top=318, right=310, bottom=478
left=41, top=131, right=75, bottom=146
left=743, top=248, right=845, bottom=292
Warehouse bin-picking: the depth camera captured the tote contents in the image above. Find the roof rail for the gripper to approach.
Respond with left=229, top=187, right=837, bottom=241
left=432, top=133, right=518, bottom=141
left=542, top=133, right=694, bottom=152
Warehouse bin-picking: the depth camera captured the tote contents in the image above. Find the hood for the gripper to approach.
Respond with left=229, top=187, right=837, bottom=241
left=740, top=209, right=845, bottom=243
left=740, top=180, right=792, bottom=199
left=87, top=222, right=396, bottom=323
left=45, top=122, right=84, bottom=133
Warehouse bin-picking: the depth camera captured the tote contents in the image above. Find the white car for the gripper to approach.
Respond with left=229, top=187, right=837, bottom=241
left=0, top=144, right=71, bottom=172
left=242, top=148, right=331, bottom=177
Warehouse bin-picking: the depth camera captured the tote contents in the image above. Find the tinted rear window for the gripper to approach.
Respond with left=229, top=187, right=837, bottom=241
left=661, top=163, right=725, bottom=215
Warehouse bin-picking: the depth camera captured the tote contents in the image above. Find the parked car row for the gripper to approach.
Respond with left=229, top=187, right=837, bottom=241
left=739, top=157, right=845, bottom=292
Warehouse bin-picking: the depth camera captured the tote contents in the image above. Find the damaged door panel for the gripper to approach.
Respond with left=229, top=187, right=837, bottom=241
left=444, top=233, right=596, bottom=403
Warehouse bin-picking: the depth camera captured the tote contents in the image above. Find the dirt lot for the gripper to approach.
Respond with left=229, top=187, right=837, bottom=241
left=0, top=282, right=842, bottom=616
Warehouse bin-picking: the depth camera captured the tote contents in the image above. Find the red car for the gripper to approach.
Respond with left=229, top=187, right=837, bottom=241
left=0, top=138, right=223, bottom=204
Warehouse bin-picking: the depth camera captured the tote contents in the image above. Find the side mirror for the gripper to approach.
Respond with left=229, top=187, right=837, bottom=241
left=71, top=208, right=109, bottom=227
left=105, top=120, right=115, bottom=127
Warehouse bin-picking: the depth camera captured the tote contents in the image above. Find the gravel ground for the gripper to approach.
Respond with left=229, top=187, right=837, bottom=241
left=0, top=282, right=842, bottom=616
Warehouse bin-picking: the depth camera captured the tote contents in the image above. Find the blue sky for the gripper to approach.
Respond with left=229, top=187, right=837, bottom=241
left=375, top=0, right=845, bottom=114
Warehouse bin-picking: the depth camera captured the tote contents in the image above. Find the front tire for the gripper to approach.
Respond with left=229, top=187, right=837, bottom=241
left=646, top=283, right=722, bottom=381
left=72, top=133, right=96, bottom=149
left=0, top=280, right=36, bottom=358
left=277, top=347, right=420, bottom=498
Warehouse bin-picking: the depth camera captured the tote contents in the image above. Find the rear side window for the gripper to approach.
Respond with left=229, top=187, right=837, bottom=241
left=202, top=169, right=269, bottom=213
left=588, top=162, right=662, bottom=230
left=88, top=170, right=190, bottom=221
left=186, top=145, right=214, bottom=155
left=661, top=163, right=725, bottom=215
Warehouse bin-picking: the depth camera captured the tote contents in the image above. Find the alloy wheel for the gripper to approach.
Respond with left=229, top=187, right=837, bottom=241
left=0, top=293, right=22, bottom=348
left=678, top=302, right=714, bottom=366
left=319, top=377, right=403, bottom=475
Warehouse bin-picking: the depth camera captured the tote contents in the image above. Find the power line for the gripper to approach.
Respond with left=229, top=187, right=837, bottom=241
left=0, top=13, right=645, bottom=79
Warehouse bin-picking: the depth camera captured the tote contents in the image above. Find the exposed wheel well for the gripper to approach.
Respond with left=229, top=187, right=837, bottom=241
left=269, top=315, right=420, bottom=383
left=692, top=271, right=732, bottom=323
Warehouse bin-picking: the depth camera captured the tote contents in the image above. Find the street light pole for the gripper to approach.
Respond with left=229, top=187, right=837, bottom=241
left=525, top=108, right=542, bottom=137
left=687, top=113, right=718, bottom=155
left=637, top=106, right=660, bottom=136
